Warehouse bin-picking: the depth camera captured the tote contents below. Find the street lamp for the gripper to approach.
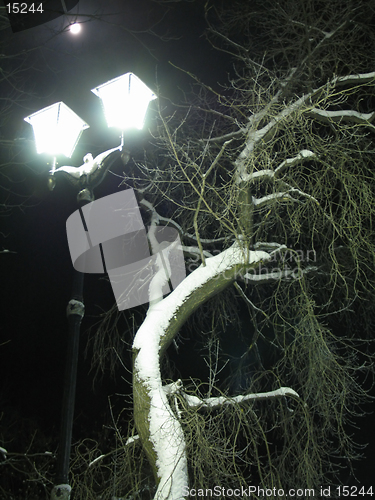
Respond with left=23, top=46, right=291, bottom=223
left=24, top=101, right=89, bottom=172
left=24, top=73, right=157, bottom=500
left=91, top=72, right=157, bottom=133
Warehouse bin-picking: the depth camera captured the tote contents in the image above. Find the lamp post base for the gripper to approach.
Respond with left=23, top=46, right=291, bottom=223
left=51, top=484, right=72, bottom=500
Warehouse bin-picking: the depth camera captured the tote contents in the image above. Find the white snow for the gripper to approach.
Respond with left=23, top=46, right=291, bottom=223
left=235, top=93, right=316, bottom=184
left=274, top=149, right=316, bottom=173
left=134, top=243, right=270, bottom=351
left=307, top=108, right=375, bottom=124
left=126, top=435, right=139, bottom=445
left=252, top=184, right=319, bottom=209
left=88, top=454, right=105, bottom=467
left=245, top=169, right=274, bottom=181
left=239, top=150, right=316, bottom=184
left=179, top=386, right=300, bottom=408
left=162, top=379, right=300, bottom=408
left=52, top=146, right=120, bottom=178
left=335, top=71, right=375, bottom=86
left=252, top=192, right=295, bottom=207
left=181, top=245, right=214, bottom=258
left=235, top=71, right=375, bottom=185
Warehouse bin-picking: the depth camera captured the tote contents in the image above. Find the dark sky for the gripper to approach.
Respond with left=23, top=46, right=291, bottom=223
left=0, top=0, right=232, bottom=443
left=1, top=0, right=374, bottom=492
left=5, top=0, right=229, bottom=150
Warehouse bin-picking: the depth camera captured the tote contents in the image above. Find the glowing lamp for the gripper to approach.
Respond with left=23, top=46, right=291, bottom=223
left=91, top=73, right=157, bottom=131
left=24, top=102, right=89, bottom=158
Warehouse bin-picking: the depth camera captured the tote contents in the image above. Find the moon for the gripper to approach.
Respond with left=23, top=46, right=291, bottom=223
left=70, top=23, right=81, bottom=35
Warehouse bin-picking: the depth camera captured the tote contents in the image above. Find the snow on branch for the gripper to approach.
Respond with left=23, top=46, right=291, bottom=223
left=274, top=149, right=316, bottom=175
left=202, top=127, right=247, bottom=143
left=252, top=186, right=319, bottom=209
left=306, top=108, right=375, bottom=127
left=126, top=435, right=140, bottom=446
left=235, top=93, right=320, bottom=183
left=87, top=435, right=140, bottom=468
left=163, top=380, right=300, bottom=409
left=235, top=71, right=375, bottom=183
left=253, top=241, right=288, bottom=251
left=132, top=241, right=273, bottom=500
left=252, top=192, right=298, bottom=207
left=333, top=71, right=375, bottom=87
left=182, top=245, right=214, bottom=259
left=241, top=150, right=316, bottom=183
left=134, top=243, right=271, bottom=350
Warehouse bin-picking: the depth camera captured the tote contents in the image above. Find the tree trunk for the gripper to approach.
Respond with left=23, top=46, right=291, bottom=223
left=132, top=243, right=271, bottom=499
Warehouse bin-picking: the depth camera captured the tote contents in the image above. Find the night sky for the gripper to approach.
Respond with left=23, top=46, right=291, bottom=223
left=0, top=0, right=232, bottom=454
left=1, top=0, right=374, bottom=494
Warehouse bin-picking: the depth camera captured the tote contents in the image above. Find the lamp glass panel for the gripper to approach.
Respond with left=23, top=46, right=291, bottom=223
left=91, top=73, right=157, bottom=130
left=24, top=102, right=89, bottom=157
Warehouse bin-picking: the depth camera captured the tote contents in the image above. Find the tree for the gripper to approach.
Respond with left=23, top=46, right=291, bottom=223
left=83, top=1, right=375, bottom=499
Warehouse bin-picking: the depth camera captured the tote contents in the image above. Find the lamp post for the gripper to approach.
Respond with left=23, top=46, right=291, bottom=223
left=24, top=73, right=157, bottom=500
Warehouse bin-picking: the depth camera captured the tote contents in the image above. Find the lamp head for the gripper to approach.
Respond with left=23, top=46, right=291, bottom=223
left=91, top=73, right=157, bottom=131
left=24, top=102, right=89, bottom=158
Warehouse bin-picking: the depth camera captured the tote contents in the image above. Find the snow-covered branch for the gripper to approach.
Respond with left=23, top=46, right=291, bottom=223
left=235, top=71, right=375, bottom=183
left=252, top=192, right=299, bottom=207
left=333, top=71, right=375, bottom=87
left=201, top=127, right=247, bottom=143
left=240, top=150, right=316, bottom=184
left=306, top=108, right=375, bottom=128
left=235, top=94, right=319, bottom=183
left=132, top=241, right=273, bottom=499
left=163, top=380, right=300, bottom=409
left=87, top=435, right=140, bottom=468
left=182, top=245, right=214, bottom=259
left=252, top=186, right=319, bottom=209
left=135, top=242, right=271, bottom=349
left=274, top=149, right=316, bottom=175
left=252, top=241, right=288, bottom=251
